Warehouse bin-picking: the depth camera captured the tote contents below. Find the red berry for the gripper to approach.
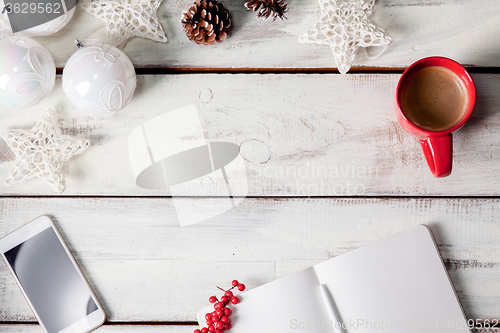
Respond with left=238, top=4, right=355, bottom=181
left=214, top=302, right=223, bottom=310
left=216, top=309, right=224, bottom=317
left=221, top=296, right=228, bottom=303
left=215, top=330, right=222, bottom=333
left=224, top=323, right=232, bottom=330
left=220, top=316, right=229, bottom=323
left=206, top=319, right=213, bottom=325
left=224, top=307, right=232, bottom=316
left=225, top=291, right=233, bottom=298
left=237, top=284, right=245, bottom=291
left=201, top=328, right=208, bottom=333
left=209, top=296, right=217, bottom=303
left=208, top=326, right=215, bottom=332
left=205, top=313, right=212, bottom=321
left=232, top=280, right=239, bottom=287
left=230, top=296, right=239, bottom=304
left=216, top=322, right=224, bottom=330
left=194, top=330, right=201, bottom=333
left=212, top=315, right=220, bottom=322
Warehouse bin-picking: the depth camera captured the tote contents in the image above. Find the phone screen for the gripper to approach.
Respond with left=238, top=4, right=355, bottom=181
left=4, top=226, right=98, bottom=333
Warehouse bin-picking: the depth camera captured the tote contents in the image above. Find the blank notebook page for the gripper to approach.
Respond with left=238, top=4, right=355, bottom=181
left=313, top=225, right=470, bottom=332
left=198, top=267, right=329, bottom=332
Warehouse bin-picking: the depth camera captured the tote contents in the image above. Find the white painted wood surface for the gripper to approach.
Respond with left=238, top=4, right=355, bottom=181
left=2, top=0, right=500, bottom=331
left=1, top=74, right=499, bottom=196
left=0, top=325, right=195, bottom=333
left=0, top=198, right=499, bottom=322
left=31, top=0, right=500, bottom=69
left=2, top=325, right=499, bottom=333
left=0, top=325, right=192, bottom=333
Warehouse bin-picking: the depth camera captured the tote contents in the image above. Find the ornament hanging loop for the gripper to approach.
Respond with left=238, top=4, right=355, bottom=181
left=363, top=44, right=390, bottom=60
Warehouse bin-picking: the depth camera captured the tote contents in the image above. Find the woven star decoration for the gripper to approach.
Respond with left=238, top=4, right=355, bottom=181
left=80, top=0, right=167, bottom=46
left=299, top=0, right=392, bottom=74
left=1, top=107, right=90, bottom=193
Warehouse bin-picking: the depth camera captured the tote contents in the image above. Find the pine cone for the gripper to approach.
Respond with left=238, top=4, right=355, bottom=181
left=244, top=0, right=288, bottom=21
left=181, top=0, right=232, bottom=45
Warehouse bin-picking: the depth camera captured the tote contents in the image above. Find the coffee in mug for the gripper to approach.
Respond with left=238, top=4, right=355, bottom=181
left=395, top=57, right=476, bottom=177
left=400, top=66, right=468, bottom=132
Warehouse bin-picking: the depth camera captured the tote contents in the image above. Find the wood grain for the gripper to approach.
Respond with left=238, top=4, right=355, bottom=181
left=1, top=325, right=499, bottom=333
left=0, top=324, right=194, bottom=332
left=1, top=74, right=499, bottom=196
left=0, top=197, right=499, bottom=322
left=1, top=1, right=499, bottom=332
left=33, top=0, right=500, bottom=69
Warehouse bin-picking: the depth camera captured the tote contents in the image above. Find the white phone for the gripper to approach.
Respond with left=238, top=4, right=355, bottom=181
left=0, top=216, right=106, bottom=333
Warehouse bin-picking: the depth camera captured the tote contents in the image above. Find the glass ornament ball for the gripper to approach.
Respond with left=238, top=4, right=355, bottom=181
left=0, top=1, right=74, bottom=36
left=23, top=6, right=76, bottom=36
left=62, top=41, right=137, bottom=116
left=0, top=36, right=56, bottom=110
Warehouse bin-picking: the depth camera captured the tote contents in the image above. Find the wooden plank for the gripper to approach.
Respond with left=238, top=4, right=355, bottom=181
left=1, top=74, right=499, bottom=196
left=34, top=0, right=500, bottom=69
left=1, top=325, right=499, bottom=333
left=0, top=324, right=194, bottom=332
left=0, top=198, right=499, bottom=321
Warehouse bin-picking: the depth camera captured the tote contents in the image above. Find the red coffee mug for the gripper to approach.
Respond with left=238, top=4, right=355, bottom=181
left=395, top=57, right=476, bottom=178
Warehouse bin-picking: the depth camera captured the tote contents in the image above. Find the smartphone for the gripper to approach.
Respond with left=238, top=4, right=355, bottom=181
left=0, top=216, right=106, bottom=333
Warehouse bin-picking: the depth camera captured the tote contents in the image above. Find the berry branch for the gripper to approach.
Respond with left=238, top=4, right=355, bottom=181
left=194, top=280, right=246, bottom=333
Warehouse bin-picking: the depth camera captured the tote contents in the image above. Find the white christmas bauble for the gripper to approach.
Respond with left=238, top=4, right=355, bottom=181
left=62, top=40, right=137, bottom=116
left=0, top=0, right=75, bottom=36
left=0, top=36, right=56, bottom=109
left=24, top=6, right=76, bottom=36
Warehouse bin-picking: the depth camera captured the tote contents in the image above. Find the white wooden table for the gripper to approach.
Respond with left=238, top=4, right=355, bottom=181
left=1, top=0, right=500, bottom=332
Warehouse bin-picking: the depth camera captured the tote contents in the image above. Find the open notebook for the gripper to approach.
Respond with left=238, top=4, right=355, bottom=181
left=197, top=225, right=471, bottom=332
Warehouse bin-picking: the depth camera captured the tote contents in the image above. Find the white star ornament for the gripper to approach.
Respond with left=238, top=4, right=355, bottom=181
left=80, top=0, right=168, bottom=46
left=299, top=0, right=392, bottom=74
left=1, top=107, right=90, bottom=193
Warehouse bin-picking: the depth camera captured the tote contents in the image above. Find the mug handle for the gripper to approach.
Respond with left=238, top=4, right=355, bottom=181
left=419, top=134, right=453, bottom=178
